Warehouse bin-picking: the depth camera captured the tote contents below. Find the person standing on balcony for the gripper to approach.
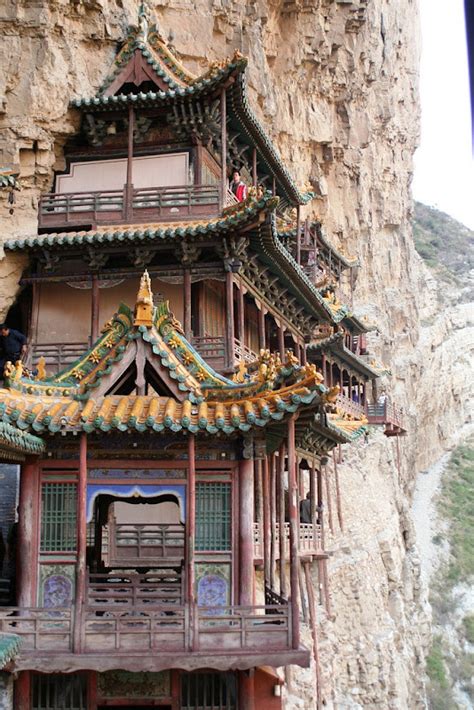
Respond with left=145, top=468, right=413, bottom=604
left=0, top=324, right=27, bottom=375
left=300, top=491, right=312, bottom=524
left=230, top=169, right=247, bottom=202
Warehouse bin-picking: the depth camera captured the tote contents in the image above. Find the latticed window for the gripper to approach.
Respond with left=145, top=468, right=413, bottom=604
left=195, top=482, right=231, bottom=551
left=181, top=672, right=237, bottom=710
left=40, top=483, right=77, bottom=552
left=32, top=673, right=86, bottom=710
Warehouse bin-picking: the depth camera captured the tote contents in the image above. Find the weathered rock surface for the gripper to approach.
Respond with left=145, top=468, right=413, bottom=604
left=0, top=1, right=472, bottom=708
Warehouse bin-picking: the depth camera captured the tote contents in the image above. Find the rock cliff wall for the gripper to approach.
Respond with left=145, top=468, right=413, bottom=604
left=1, top=1, right=471, bottom=708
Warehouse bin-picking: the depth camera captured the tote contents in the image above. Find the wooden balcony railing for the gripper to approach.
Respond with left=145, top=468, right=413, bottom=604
left=108, top=523, right=185, bottom=568
left=253, top=522, right=323, bottom=560
left=0, top=602, right=292, bottom=656
left=336, top=393, right=366, bottom=419
left=233, top=338, right=257, bottom=364
left=87, top=572, right=183, bottom=607
left=367, top=401, right=406, bottom=435
left=28, top=342, right=89, bottom=373
left=38, top=184, right=221, bottom=230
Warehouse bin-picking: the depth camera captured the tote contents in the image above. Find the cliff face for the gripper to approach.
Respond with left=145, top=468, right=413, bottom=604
left=2, top=1, right=471, bottom=708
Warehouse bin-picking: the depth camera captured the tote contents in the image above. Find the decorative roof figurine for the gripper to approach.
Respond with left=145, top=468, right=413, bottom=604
left=133, top=269, right=154, bottom=327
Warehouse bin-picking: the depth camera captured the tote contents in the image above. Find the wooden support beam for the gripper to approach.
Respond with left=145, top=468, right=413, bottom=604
left=17, top=458, right=39, bottom=608
left=262, top=456, right=271, bottom=586
left=220, top=88, right=227, bottom=208
left=252, top=147, right=257, bottom=187
left=324, top=460, right=334, bottom=535
left=287, top=416, right=300, bottom=649
left=310, top=460, right=317, bottom=531
left=296, top=206, right=301, bottom=266
left=278, top=323, right=285, bottom=359
left=304, top=561, right=323, bottom=710
left=125, top=105, right=135, bottom=220
left=187, top=434, right=196, bottom=605
left=278, top=444, right=289, bottom=598
left=184, top=268, right=192, bottom=339
left=239, top=458, right=254, bottom=606
left=74, top=433, right=87, bottom=653
left=90, top=274, right=100, bottom=344
left=333, top=449, right=344, bottom=532
left=225, top=270, right=235, bottom=368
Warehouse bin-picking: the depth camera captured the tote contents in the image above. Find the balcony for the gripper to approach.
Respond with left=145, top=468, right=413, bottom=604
left=335, top=393, right=367, bottom=419
left=367, top=402, right=406, bottom=436
left=38, top=184, right=223, bottom=231
left=253, top=522, right=323, bottom=561
left=0, top=600, right=305, bottom=673
left=107, top=522, right=185, bottom=568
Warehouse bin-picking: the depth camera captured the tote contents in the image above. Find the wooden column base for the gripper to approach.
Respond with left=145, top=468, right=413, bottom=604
left=239, top=669, right=255, bottom=710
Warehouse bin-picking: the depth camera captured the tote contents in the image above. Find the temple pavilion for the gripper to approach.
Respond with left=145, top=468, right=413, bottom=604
left=0, top=5, right=404, bottom=710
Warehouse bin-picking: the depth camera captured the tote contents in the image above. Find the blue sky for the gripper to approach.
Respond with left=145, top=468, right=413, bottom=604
left=413, top=0, right=474, bottom=229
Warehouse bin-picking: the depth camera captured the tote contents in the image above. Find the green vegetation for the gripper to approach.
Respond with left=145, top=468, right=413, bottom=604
left=426, top=437, right=474, bottom=709
left=413, top=202, right=474, bottom=278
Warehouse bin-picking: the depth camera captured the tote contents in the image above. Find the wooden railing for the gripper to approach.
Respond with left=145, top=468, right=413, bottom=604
left=0, top=608, right=72, bottom=651
left=233, top=338, right=257, bottom=363
left=367, top=401, right=405, bottom=434
left=336, top=393, right=366, bottom=419
left=38, top=184, right=221, bottom=229
left=28, top=342, right=89, bottom=372
left=108, top=523, right=185, bottom=567
left=253, top=522, right=323, bottom=559
left=0, top=602, right=292, bottom=656
left=87, top=572, right=183, bottom=607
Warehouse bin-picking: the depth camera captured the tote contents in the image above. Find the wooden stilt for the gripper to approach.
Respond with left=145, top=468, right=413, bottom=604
left=304, top=561, right=323, bottom=710
left=125, top=105, right=135, bottom=220
left=299, top=562, right=308, bottom=624
left=287, top=416, right=300, bottom=649
left=252, top=147, right=257, bottom=187
left=74, top=433, right=87, bottom=653
left=262, top=456, right=271, bottom=586
left=239, top=458, right=255, bottom=606
left=324, top=460, right=334, bottom=535
left=17, top=458, right=39, bottom=607
left=183, top=268, right=192, bottom=339
left=278, top=323, right=285, bottom=359
left=278, top=444, right=288, bottom=598
left=332, top=449, right=344, bottom=532
left=237, top=278, right=245, bottom=344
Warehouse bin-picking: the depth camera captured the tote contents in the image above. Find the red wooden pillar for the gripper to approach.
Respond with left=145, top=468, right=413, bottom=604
left=17, top=457, right=40, bottom=608
left=125, top=105, right=135, bottom=220
left=278, top=323, right=285, bottom=360
left=74, top=433, right=87, bottom=652
left=239, top=458, right=254, bottom=606
left=90, top=274, right=100, bottom=344
left=225, top=271, right=235, bottom=368
left=239, top=669, right=255, bottom=710
left=252, top=147, right=257, bottom=187
left=184, top=268, right=192, bottom=339
left=237, top=279, right=245, bottom=345
left=278, top=444, right=288, bottom=598
left=262, top=457, right=271, bottom=586
left=15, top=671, right=30, bottom=710
left=187, top=434, right=196, bottom=601
left=269, top=454, right=277, bottom=589
left=287, top=416, right=300, bottom=649
left=258, top=305, right=266, bottom=351
left=220, top=88, right=227, bottom=208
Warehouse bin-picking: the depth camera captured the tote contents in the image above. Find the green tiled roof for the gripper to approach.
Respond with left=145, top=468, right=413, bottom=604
left=0, top=422, right=46, bottom=460
left=0, top=171, right=20, bottom=190
left=0, top=634, right=21, bottom=668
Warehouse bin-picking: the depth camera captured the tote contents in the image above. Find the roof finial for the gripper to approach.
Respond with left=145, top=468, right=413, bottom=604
left=134, top=270, right=154, bottom=327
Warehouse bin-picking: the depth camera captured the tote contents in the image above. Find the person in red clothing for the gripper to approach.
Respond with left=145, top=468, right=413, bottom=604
left=230, top=170, right=247, bottom=202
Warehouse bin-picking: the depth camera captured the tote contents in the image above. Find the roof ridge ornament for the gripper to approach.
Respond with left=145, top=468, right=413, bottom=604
left=137, top=1, right=151, bottom=44
left=134, top=270, right=154, bottom=327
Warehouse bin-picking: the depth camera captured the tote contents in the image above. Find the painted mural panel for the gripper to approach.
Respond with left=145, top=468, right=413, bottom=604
left=39, top=564, right=75, bottom=607
left=97, top=670, right=171, bottom=699
left=195, top=563, right=231, bottom=612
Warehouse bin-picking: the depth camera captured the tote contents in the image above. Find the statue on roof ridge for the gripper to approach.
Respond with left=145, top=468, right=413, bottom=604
left=137, top=2, right=151, bottom=42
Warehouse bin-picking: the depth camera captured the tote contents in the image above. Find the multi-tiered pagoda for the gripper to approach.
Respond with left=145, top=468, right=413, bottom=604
left=0, top=6, right=405, bottom=709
